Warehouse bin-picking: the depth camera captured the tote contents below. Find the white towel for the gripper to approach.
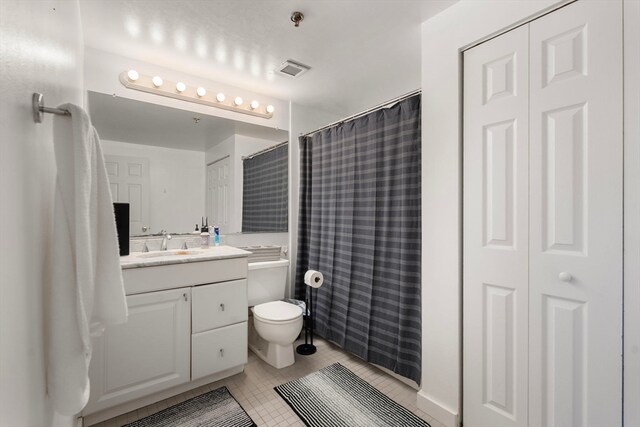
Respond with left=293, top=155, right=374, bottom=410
left=47, top=103, right=128, bottom=415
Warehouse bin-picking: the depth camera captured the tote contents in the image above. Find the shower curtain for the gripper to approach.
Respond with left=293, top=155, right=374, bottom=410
left=242, top=143, right=288, bottom=232
left=295, top=95, right=422, bottom=383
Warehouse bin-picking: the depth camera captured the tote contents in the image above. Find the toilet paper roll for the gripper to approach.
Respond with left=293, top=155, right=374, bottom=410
left=304, top=270, right=324, bottom=288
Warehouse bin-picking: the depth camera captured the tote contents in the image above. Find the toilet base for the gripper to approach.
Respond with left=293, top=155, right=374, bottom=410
left=248, top=317, right=296, bottom=369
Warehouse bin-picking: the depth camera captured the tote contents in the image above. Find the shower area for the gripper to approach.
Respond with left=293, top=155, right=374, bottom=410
left=295, top=93, right=422, bottom=385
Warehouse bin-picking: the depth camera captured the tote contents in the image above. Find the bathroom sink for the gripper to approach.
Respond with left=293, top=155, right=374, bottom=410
left=137, top=250, right=202, bottom=258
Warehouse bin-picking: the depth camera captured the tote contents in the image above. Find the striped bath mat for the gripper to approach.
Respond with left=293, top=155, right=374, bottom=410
left=124, top=386, right=255, bottom=427
left=275, top=363, right=430, bottom=427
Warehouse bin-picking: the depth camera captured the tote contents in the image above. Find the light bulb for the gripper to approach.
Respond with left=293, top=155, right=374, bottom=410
left=216, top=93, right=226, bottom=102
left=234, top=96, right=243, bottom=106
left=152, top=76, right=163, bottom=87
left=196, top=87, right=206, bottom=97
left=266, top=104, right=275, bottom=114
left=250, top=100, right=259, bottom=110
left=175, top=81, right=186, bottom=92
left=127, top=69, right=139, bottom=81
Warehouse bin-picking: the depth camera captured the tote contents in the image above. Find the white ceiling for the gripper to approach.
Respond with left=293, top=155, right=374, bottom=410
left=79, top=0, right=456, bottom=116
left=88, top=91, right=288, bottom=151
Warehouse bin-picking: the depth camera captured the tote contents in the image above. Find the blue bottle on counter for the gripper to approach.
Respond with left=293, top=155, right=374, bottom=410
left=214, top=226, right=220, bottom=246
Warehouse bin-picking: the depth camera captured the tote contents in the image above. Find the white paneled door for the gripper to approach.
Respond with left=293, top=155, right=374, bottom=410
left=463, top=24, right=530, bottom=427
left=463, top=2, right=623, bottom=426
left=528, top=2, right=622, bottom=426
left=104, top=154, right=150, bottom=235
left=206, top=156, right=230, bottom=230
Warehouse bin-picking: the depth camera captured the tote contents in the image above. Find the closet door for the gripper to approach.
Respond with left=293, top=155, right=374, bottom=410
left=207, top=156, right=230, bottom=230
left=463, top=25, right=529, bottom=427
left=528, top=2, right=623, bottom=426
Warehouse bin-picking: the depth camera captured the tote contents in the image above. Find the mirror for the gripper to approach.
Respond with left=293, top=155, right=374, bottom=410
left=88, top=91, right=289, bottom=236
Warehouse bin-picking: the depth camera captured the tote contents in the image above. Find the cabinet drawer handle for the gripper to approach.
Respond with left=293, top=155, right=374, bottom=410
left=183, top=293, right=188, bottom=302
left=220, top=348, right=224, bottom=357
left=220, top=303, right=225, bottom=311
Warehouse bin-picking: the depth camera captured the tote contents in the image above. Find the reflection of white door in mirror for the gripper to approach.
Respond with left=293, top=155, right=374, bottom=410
left=207, top=156, right=230, bottom=232
left=104, top=155, right=150, bottom=235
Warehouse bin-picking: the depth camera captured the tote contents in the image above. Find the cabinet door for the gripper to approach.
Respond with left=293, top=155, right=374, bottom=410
left=192, top=279, right=248, bottom=333
left=529, top=2, right=623, bottom=426
left=85, top=288, right=191, bottom=414
left=463, top=24, right=530, bottom=427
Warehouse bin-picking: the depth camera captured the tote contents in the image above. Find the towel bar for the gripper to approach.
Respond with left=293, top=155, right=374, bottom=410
left=32, top=93, right=71, bottom=123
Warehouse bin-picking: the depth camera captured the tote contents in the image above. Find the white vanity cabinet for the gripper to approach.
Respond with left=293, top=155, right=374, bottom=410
left=85, top=287, right=192, bottom=414
left=83, top=249, right=250, bottom=425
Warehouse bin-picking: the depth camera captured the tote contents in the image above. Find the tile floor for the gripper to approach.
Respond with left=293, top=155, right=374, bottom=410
left=91, top=337, right=443, bottom=427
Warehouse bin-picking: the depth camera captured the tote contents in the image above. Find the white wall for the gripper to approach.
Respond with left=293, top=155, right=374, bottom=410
left=287, top=103, right=342, bottom=298
left=623, top=1, right=640, bottom=425
left=418, top=1, right=568, bottom=426
left=84, top=48, right=290, bottom=132
left=101, top=140, right=205, bottom=234
left=0, top=1, right=84, bottom=426
left=205, top=134, right=235, bottom=165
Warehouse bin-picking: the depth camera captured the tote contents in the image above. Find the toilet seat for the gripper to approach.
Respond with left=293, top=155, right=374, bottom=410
left=252, top=301, right=302, bottom=323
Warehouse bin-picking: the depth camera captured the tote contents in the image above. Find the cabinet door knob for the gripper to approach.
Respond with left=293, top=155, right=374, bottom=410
left=220, top=349, right=224, bottom=357
left=183, top=293, right=188, bottom=301
left=558, top=272, right=572, bottom=282
left=220, top=303, right=225, bottom=311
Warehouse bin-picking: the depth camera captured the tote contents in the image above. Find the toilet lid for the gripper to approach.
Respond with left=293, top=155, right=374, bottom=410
left=253, top=301, right=303, bottom=322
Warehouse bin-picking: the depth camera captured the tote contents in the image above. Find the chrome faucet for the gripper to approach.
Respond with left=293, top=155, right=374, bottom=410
left=160, top=230, right=172, bottom=251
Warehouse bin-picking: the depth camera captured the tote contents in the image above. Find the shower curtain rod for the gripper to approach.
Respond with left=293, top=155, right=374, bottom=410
left=300, top=88, right=421, bottom=138
left=241, top=140, right=288, bottom=160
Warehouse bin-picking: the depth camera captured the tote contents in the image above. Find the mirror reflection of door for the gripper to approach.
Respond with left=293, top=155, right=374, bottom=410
left=207, top=156, right=230, bottom=231
left=104, top=154, right=150, bottom=235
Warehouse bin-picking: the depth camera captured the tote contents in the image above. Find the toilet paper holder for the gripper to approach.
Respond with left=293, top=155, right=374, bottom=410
left=297, top=270, right=324, bottom=356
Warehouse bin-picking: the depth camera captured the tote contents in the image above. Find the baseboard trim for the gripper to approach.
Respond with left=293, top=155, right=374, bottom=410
left=416, top=390, right=459, bottom=427
left=373, top=363, right=420, bottom=390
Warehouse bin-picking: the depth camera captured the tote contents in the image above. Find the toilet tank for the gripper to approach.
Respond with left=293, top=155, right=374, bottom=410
left=247, top=259, right=290, bottom=307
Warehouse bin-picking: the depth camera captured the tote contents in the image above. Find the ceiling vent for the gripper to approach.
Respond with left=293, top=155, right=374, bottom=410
left=278, top=59, right=311, bottom=78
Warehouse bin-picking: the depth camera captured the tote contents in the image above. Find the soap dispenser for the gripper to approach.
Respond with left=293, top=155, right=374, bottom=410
left=213, top=226, right=220, bottom=246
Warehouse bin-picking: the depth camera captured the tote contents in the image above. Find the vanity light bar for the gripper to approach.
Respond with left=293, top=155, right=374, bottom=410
left=119, top=71, right=275, bottom=119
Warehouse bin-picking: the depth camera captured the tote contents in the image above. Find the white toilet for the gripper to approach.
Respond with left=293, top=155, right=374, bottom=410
left=247, top=259, right=303, bottom=369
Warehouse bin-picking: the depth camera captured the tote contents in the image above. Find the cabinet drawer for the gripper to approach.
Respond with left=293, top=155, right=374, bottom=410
left=192, top=279, right=248, bottom=333
left=192, top=322, right=247, bottom=380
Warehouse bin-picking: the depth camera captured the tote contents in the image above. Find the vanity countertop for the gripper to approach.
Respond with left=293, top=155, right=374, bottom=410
left=120, top=245, right=251, bottom=270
